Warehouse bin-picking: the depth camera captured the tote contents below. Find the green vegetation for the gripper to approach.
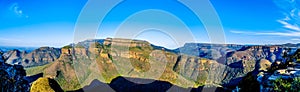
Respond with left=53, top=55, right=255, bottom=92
left=296, top=59, right=300, bottom=63
left=55, top=70, right=81, bottom=90
left=272, top=77, right=300, bottom=92
left=196, top=72, right=208, bottom=86
left=129, top=58, right=150, bottom=72
left=30, top=78, right=55, bottom=92
left=293, top=49, right=300, bottom=63
left=25, top=63, right=52, bottom=76
left=29, top=41, right=198, bottom=90
left=62, top=45, right=72, bottom=49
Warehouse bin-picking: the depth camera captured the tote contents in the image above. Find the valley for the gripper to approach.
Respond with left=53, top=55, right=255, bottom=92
left=1, top=38, right=300, bottom=92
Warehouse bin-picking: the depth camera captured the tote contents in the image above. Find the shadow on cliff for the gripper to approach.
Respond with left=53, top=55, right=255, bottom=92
left=72, top=76, right=230, bottom=92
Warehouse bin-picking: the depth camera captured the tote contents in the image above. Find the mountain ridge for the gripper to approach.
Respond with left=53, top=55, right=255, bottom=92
left=2, top=37, right=300, bottom=91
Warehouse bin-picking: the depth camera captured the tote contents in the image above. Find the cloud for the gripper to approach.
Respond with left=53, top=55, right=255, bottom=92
left=274, top=0, right=300, bottom=31
left=230, top=30, right=300, bottom=37
left=291, top=38, right=300, bottom=41
left=231, top=0, right=300, bottom=38
left=277, top=20, right=300, bottom=31
left=230, top=30, right=300, bottom=42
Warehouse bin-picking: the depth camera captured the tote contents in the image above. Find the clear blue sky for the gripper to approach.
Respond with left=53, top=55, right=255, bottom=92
left=0, top=0, right=299, bottom=48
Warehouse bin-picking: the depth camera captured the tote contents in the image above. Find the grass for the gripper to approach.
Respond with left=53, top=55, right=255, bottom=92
left=25, top=63, right=52, bottom=76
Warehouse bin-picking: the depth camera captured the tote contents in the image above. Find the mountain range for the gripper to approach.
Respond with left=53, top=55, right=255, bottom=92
left=1, top=38, right=300, bottom=92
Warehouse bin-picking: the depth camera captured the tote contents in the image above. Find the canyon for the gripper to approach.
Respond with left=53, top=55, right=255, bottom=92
left=1, top=38, right=299, bottom=92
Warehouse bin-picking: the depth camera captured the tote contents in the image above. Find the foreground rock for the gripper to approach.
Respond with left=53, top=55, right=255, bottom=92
left=30, top=77, right=63, bottom=92
left=74, top=76, right=229, bottom=92
left=0, top=50, right=30, bottom=91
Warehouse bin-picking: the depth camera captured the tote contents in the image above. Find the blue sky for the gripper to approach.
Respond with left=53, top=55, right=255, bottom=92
left=0, top=0, right=299, bottom=48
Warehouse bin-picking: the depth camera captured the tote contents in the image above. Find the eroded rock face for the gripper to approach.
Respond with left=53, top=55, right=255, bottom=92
left=173, top=55, right=245, bottom=87
left=175, top=45, right=295, bottom=88
left=3, top=47, right=61, bottom=67
left=26, top=38, right=300, bottom=91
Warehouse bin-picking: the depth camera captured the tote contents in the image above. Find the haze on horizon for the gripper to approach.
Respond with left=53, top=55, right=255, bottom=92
left=0, top=0, right=299, bottom=49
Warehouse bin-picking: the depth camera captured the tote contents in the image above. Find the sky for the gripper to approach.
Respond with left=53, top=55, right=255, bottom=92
left=0, top=0, right=299, bottom=49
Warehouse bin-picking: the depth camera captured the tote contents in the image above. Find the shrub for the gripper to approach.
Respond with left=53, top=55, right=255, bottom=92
left=62, top=45, right=72, bottom=49
left=273, top=77, right=300, bottom=92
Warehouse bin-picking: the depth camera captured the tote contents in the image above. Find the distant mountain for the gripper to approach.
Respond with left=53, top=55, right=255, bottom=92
left=0, top=46, right=36, bottom=53
left=0, top=52, right=30, bottom=92
left=3, top=47, right=61, bottom=67
left=281, top=43, right=300, bottom=48
left=177, top=43, right=244, bottom=61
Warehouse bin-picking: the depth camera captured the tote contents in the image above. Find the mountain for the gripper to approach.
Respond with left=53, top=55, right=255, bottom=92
left=177, top=43, right=244, bottom=60
left=0, top=46, right=36, bottom=53
left=41, top=38, right=196, bottom=90
left=3, top=47, right=61, bottom=67
left=14, top=38, right=300, bottom=91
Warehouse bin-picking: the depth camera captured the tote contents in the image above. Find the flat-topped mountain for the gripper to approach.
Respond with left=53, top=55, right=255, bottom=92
left=2, top=38, right=300, bottom=91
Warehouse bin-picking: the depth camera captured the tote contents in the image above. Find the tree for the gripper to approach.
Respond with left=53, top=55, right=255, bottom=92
left=273, top=77, right=300, bottom=92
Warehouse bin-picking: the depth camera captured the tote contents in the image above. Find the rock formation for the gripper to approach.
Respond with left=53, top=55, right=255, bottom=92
left=0, top=50, right=30, bottom=92
left=3, top=47, right=61, bottom=67
left=19, top=38, right=300, bottom=91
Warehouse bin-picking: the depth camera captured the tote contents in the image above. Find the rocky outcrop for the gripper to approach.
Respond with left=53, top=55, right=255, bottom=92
left=172, top=54, right=246, bottom=87
left=0, top=52, right=30, bottom=92
left=3, top=47, right=61, bottom=67
left=23, top=38, right=300, bottom=91
left=257, top=48, right=300, bottom=91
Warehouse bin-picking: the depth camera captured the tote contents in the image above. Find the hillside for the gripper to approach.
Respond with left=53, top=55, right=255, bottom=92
left=3, top=47, right=61, bottom=67
left=4, top=38, right=298, bottom=91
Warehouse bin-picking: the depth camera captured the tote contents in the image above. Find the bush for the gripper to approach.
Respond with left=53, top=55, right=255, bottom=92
left=273, top=77, right=300, bottom=92
left=62, top=45, right=72, bottom=49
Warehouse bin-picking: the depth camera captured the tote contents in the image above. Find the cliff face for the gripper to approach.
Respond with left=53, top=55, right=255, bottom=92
left=39, top=39, right=195, bottom=90
left=256, top=48, right=300, bottom=91
left=174, top=44, right=294, bottom=88
left=39, top=40, right=248, bottom=90
left=23, top=38, right=300, bottom=91
left=3, top=47, right=61, bottom=67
